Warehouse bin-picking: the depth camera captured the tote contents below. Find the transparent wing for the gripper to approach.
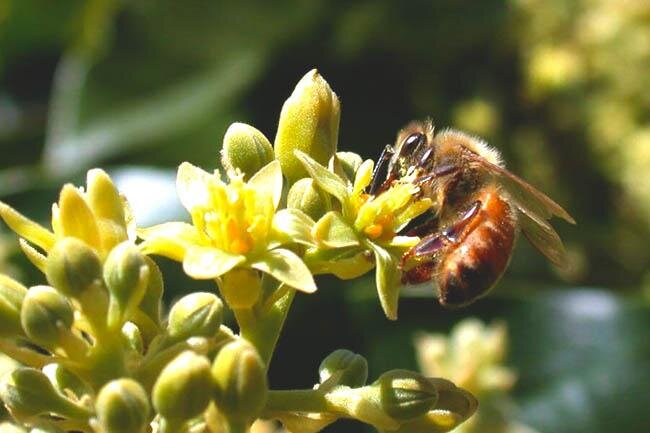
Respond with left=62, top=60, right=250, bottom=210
left=518, top=210, right=568, bottom=267
left=471, top=155, right=575, bottom=224
left=465, top=151, right=574, bottom=267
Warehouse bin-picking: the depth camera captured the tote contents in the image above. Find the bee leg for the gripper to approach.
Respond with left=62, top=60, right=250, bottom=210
left=367, top=144, right=395, bottom=195
left=399, top=201, right=482, bottom=280
left=399, top=210, right=439, bottom=237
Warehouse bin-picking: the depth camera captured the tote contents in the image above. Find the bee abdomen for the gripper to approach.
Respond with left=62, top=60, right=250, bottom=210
left=437, top=190, right=516, bottom=307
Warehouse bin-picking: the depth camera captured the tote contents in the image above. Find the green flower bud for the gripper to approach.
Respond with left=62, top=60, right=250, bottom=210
left=333, top=152, right=363, bottom=183
left=138, top=256, right=163, bottom=326
left=220, top=269, right=261, bottom=309
left=211, top=340, right=268, bottom=421
left=167, top=292, right=223, bottom=341
left=103, top=242, right=149, bottom=326
left=42, top=363, right=92, bottom=400
left=319, top=349, right=368, bottom=388
left=121, top=322, right=143, bottom=354
left=387, top=378, right=478, bottom=433
left=0, top=367, right=91, bottom=420
left=287, top=178, right=330, bottom=221
left=274, top=69, right=340, bottom=183
left=0, top=275, right=28, bottom=338
left=20, top=286, right=73, bottom=349
left=0, top=422, right=27, bottom=432
left=372, top=370, right=438, bottom=421
left=95, top=378, right=150, bottom=433
left=152, top=351, right=214, bottom=423
left=46, top=237, right=102, bottom=297
left=221, top=123, right=275, bottom=180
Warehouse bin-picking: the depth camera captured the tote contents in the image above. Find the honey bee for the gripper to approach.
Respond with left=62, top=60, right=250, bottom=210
left=368, top=120, right=575, bottom=307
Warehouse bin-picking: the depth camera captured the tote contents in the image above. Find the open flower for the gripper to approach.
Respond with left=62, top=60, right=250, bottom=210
left=138, top=161, right=317, bottom=294
left=0, top=169, right=134, bottom=272
left=296, top=152, right=432, bottom=319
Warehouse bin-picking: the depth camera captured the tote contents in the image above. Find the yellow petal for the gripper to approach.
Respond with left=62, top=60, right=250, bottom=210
left=58, top=184, right=101, bottom=249
left=18, top=239, right=47, bottom=273
left=251, top=248, right=317, bottom=293
left=183, top=246, right=245, bottom=279
left=352, top=159, right=374, bottom=197
left=0, top=202, right=55, bottom=251
left=247, top=160, right=283, bottom=210
left=138, top=222, right=202, bottom=261
left=176, top=162, right=215, bottom=212
left=86, top=169, right=126, bottom=227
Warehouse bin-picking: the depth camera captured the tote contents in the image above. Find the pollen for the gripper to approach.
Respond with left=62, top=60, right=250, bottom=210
left=230, top=237, right=252, bottom=255
left=364, top=224, right=384, bottom=239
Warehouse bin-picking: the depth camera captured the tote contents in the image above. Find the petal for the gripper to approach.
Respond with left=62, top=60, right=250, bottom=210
left=352, top=159, right=374, bottom=197
left=248, top=160, right=283, bottom=210
left=312, top=211, right=359, bottom=249
left=295, top=151, right=351, bottom=214
left=138, top=222, right=202, bottom=261
left=58, top=185, right=102, bottom=249
left=183, top=246, right=245, bottom=279
left=0, top=202, right=55, bottom=251
left=176, top=162, right=215, bottom=212
left=18, top=239, right=47, bottom=273
left=86, top=169, right=126, bottom=228
left=271, top=208, right=315, bottom=247
left=365, top=240, right=401, bottom=320
left=251, top=248, right=317, bottom=293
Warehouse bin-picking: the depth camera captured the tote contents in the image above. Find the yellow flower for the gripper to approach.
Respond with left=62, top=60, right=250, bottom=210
left=0, top=169, right=134, bottom=272
left=295, top=151, right=432, bottom=319
left=138, top=161, right=317, bottom=293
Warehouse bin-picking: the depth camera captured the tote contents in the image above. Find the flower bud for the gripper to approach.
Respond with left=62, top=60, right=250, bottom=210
left=138, top=256, right=163, bottom=326
left=0, top=422, right=27, bottom=432
left=0, top=275, right=27, bottom=338
left=95, top=378, right=150, bottom=433
left=274, top=69, right=340, bottom=183
left=42, top=363, right=92, bottom=400
left=152, top=351, right=214, bottom=423
left=220, top=269, right=261, bottom=309
left=103, top=242, right=149, bottom=326
left=372, top=370, right=438, bottom=421
left=167, top=292, right=223, bottom=341
left=20, top=286, right=73, bottom=349
left=221, top=123, right=275, bottom=180
left=287, top=178, right=330, bottom=221
left=121, top=322, right=143, bottom=354
left=46, top=237, right=101, bottom=297
left=0, top=367, right=91, bottom=420
left=319, top=349, right=368, bottom=388
left=211, top=340, right=268, bottom=421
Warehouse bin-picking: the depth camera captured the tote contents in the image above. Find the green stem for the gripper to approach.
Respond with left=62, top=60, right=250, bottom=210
left=264, top=389, right=328, bottom=414
left=234, top=290, right=295, bottom=369
left=0, top=340, right=52, bottom=368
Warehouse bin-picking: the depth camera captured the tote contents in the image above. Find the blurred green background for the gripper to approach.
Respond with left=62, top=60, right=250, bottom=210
left=0, top=1, right=648, bottom=433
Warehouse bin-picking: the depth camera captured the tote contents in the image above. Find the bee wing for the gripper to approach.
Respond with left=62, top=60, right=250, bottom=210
left=466, top=153, right=574, bottom=267
left=518, top=210, right=569, bottom=267
left=472, top=156, right=575, bottom=224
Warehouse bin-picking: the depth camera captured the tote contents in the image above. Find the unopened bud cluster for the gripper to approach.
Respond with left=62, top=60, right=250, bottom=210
left=0, top=70, right=477, bottom=433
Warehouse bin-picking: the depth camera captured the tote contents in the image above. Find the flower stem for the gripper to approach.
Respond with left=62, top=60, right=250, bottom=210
left=264, top=389, right=328, bottom=413
left=234, top=290, right=295, bottom=369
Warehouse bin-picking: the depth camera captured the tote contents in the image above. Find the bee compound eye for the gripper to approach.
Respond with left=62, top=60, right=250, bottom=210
left=402, top=133, right=425, bottom=155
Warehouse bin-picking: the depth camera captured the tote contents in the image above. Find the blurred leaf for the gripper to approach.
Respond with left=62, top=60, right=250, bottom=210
left=43, top=51, right=264, bottom=176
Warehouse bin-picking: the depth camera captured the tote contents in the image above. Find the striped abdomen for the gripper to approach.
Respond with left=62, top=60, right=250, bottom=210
left=437, top=186, right=516, bottom=307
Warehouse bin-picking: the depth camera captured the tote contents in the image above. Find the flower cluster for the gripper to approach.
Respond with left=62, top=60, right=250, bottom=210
left=0, top=70, right=476, bottom=433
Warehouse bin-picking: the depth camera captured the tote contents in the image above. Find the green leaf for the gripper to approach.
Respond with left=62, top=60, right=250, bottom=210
left=295, top=151, right=350, bottom=212
left=252, top=248, right=317, bottom=293
left=364, top=240, right=401, bottom=320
